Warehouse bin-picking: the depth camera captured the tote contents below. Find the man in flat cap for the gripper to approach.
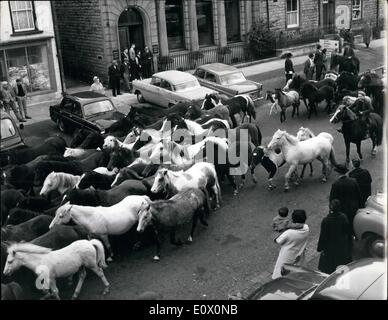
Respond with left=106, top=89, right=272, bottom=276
left=348, top=159, right=372, bottom=207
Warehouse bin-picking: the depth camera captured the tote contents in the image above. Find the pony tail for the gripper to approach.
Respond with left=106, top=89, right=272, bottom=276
left=90, top=239, right=108, bottom=269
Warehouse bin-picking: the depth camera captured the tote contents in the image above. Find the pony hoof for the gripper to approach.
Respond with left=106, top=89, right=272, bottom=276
left=153, top=256, right=160, bottom=261
left=71, top=295, right=78, bottom=300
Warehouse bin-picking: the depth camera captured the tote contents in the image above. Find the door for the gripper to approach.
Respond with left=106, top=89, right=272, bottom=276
left=118, top=7, right=145, bottom=54
left=323, top=0, right=336, bottom=33
left=119, top=27, right=130, bottom=54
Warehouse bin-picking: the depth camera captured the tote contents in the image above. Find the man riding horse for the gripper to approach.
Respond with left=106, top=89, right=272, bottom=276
left=338, top=94, right=374, bottom=138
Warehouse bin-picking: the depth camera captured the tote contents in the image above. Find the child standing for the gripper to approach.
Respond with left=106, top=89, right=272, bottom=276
left=272, top=207, right=290, bottom=232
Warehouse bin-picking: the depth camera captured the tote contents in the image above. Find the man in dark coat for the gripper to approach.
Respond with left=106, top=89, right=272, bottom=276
left=108, top=60, right=121, bottom=97
left=317, top=199, right=353, bottom=274
left=348, top=159, right=372, bottom=207
left=284, top=53, right=294, bottom=83
left=329, top=174, right=362, bottom=227
left=314, top=44, right=324, bottom=81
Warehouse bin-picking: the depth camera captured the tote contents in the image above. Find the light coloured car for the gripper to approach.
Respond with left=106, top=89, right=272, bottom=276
left=353, top=192, right=386, bottom=258
left=132, top=70, right=217, bottom=108
left=229, top=259, right=386, bottom=300
left=193, top=63, right=263, bottom=100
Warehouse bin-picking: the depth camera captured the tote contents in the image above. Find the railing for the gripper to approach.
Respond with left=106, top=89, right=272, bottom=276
left=157, top=42, right=260, bottom=72
left=275, top=27, right=327, bottom=49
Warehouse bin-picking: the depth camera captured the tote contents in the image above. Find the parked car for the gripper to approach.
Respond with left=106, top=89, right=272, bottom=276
left=193, top=63, right=263, bottom=100
left=0, top=111, right=26, bottom=167
left=132, top=70, right=217, bottom=108
left=229, top=259, right=386, bottom=300
left=353, top=192, right=386, bottom=258
left=49, top=91, right=125, bottom=134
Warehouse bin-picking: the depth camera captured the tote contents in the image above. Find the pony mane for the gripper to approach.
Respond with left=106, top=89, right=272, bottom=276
left=8, top=242, right=52, bottom=255
left=300, top=127, right=315, bottom=138
left=283, top=132, right=299, bottom=145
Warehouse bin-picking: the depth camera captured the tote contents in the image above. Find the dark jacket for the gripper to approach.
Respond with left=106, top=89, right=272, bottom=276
left=349, top=167, right=372, bottom=205
left=329, top=175, right=362, bottom=222
left=108, top=64, right=121, bottom=82
left=343, top=46, right=354, bottom=58
left=314, top=50, right=324, bottom=66
left=317, top=211, right=353, bottom=274
left=285, top=59, right=294, bottom=74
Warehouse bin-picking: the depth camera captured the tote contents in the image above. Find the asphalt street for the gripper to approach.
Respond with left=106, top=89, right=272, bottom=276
left=20, top=46, right=385, bottom=300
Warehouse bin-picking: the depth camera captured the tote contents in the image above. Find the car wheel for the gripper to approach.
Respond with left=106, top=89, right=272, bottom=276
left=136, top=91, right=145, bottom=103
left=57, top=119, right=67, bottom=133
left=364, top=233, right=385, bottom=258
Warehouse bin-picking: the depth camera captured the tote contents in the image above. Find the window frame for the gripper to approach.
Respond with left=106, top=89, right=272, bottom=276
left=196, top=0, right=215, bottom=47
left=8, top=1, right=38, bottom=34
left=286, top=0, right=300, bottom=29
left=352, top=0, right=362, bottom=21
left=225, top=0, right=241, bottom=43
left=165, top=0, right=186, bottom=51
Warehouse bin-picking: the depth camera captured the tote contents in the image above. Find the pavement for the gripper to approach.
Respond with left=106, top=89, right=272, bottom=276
left=21, top=38, right=386, bottom=127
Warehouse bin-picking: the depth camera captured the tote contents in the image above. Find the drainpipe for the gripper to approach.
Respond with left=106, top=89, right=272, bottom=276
left=51, top=2, right=66, bottom=95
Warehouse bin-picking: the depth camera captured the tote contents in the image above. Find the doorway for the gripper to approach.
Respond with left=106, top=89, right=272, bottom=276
left=322, top=0, right=336, bottom=33
left=118, top=7, right=145, bottom=57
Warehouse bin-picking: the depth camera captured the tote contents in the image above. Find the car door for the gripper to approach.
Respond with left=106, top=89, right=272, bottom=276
left=160, top=79, right=176, bottom=107
left=59, top=97, right=76, bottom=128
left=146, top=76, right=163, bottom=106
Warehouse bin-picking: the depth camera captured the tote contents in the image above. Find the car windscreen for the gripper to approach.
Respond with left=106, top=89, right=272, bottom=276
left=1, top=118, right=17, bottom=140
left=173, top=80, right=200, bottom=91
left=219, top=72, right=246, bottom=85
left=83, top=100, right=114, bottom=117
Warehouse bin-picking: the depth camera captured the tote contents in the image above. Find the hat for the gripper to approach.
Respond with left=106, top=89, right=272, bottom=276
left=93, top=76, right=99, bottom=81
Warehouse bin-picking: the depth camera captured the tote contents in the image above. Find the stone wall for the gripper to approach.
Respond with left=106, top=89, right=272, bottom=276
left=53, top=0, right=105, bottom=83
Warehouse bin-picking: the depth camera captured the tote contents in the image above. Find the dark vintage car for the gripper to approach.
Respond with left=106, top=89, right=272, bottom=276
left=193, top=63, right=263, bottom=100
left=0, top=111, right=27, bottom=166
left=49, top=91, right=125, bottom=134
left=229, top=259, right=386, bottom=300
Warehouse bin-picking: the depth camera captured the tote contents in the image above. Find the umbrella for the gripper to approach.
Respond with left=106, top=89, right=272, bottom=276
left=280, top=52, right=293, bottom=59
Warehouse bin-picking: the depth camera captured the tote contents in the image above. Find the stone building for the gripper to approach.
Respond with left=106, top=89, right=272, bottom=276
left=0, top=1, right=63, bottom=104
left=52, top=0, right=385, bottom=83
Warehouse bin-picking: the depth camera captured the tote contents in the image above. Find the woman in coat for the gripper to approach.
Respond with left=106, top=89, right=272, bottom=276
left=272, top=210, right=310, bottom=279
left=363, top=22, right=372, bottom=48
left=317, top=199, right=353, bottom=274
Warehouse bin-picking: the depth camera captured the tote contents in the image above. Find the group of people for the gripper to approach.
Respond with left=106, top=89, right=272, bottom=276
left=108, top=44, right=153, bottom=97
left=272, top=158, right=372, bottom=279
left=0, top=79, right=31, bottom=123
left=89, top=44, right=154, bottom=97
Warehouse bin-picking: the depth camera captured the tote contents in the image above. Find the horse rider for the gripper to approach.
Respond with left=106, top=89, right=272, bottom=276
left=338, top=94, right=373, bottom=138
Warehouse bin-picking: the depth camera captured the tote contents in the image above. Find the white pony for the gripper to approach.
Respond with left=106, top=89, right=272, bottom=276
left=151, top=162, right=222, bottom=208
left=148, top=136, right=229, bottom=169
left=40, top=172, right=81, bottom=196
left=63, top=147, right=94, bottom=158
left=3, top=240, right=109, bottom=300
left=182, top=119, right=230, bottom=136
left=267, top=129, right=339, bottom=190
left=93, top=167, right=118, bottom=176
left=50, top=195, right=151, bottom=261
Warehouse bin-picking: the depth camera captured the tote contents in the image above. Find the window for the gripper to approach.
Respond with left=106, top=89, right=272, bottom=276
left=286, top=0, right=299, bottom=28
left=173, top=80, right=200, bottom=91
left=225, top=0, right=241, bottom=43
left=352, top=0, right=362, bottom=20
left=83, top=100, right=114, bottom=117
left=205, top=72, right=216, bottom=83
left=4, top=44, right=51, bottom=93
left=151, top=77, right=162, bottom=87
left=165, top=0, right=185, bottom=50
left=1, top=118, right=17, bottom=140
left=9, top=1, right=36, bottom=32
left=72, top=103, right=83, bottom=118
left=160, top=80, right=172, bottom=91
left=219, top=72, right=246, bottom=85
left=194, top=69, right=205, bottom=79
left=196, top=0, right=214, bottom=46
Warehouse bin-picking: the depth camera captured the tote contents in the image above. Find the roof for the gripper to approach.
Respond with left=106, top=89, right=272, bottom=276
left=70, top=91, right=107, bottom=100
left=153, top=71, right=197, bottom=85
left=197, top=63, right=240, bottom=75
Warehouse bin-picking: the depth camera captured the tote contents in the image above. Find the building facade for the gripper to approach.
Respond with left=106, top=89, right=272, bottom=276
left=52, top=0, right=385, bottom=83
left=0, top=1, right=63, bottom=104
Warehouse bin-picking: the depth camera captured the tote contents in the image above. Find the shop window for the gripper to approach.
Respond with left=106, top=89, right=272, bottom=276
left=352, top=0, right=362, bottom=20
left=196, top=0, right=214, bottom=46
left=9, top=1, right=36, bottom=32
left=4, top=44, right=52, bottom=93
left=286, top=0, right=299, bottom=28
left=225, top=0, right=241, bottom=43
left=165, top=0, right=185, bottom=50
